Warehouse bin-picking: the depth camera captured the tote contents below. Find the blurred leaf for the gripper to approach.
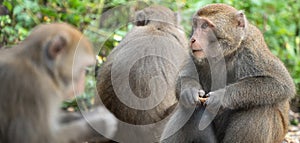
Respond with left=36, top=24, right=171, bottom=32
left=13, top=5, right=23, bottom=15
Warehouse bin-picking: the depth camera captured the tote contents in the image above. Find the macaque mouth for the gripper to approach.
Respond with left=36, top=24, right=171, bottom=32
left=192, top=48, right=204, bottom=58
left=192, top=49, right=203, bottom=53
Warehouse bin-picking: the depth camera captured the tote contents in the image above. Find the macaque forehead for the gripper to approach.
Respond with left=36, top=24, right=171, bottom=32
left=28, top=23, right=91, bottom=50
left=194, top=4, right=239, bottom=26
left=57, top=23, right=93, bottom=52
left=51, top=23, right=94, bottom=58
left=196, top=4, right=237, bottom=17
left=76, top=37, right=95, bottom=64
left=67, top=30, right=94, bottom=55
left=192, top=17, right=216, bottom=30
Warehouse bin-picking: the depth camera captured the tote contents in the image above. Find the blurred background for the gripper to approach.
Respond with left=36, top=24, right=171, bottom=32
left=0, top=0, right=300, bottom=140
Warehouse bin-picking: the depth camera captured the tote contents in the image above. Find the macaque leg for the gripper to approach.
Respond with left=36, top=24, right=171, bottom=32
left=161, top=107, right=217, bottom=143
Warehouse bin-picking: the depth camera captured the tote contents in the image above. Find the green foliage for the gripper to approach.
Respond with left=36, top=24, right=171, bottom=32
left=0, top=0, right=103, bottom=47
left=1, top=0, right=300, bottom=109
left=291, top=118, right=299, bottom=126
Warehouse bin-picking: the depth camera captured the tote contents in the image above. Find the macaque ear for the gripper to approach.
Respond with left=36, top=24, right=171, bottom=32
left=236, top=10, right=246, bottom=28
left=46, top=35, right=67, bottom=60
left=135, top=10, right=148, bottom=26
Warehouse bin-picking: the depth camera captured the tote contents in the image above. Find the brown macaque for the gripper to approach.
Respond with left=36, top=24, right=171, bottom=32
left=161, top=4, right=295, bottom=143
left=96, top=5, right=189, bottom=142
left=0, top=23, right=117, bottom=143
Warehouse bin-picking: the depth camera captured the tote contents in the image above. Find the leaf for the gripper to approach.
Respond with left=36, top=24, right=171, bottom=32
left=3, top=1, right=12, bottom=11
left=13, top=5, right=24, bottom=15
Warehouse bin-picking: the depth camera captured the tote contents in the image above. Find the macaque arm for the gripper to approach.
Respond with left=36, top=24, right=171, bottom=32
left=176, top=59, right=202, bottom=98
left=224, top=76, right=295, bottom=109
left=59, top=111, right=83, bottom=123
left=55, top=107, right=117, bottom=142
left=56, top=117, right=95, bottom=142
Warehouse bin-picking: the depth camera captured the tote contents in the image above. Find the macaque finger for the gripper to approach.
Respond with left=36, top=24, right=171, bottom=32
left=198, top=90, right=206, bottom=97
left=205, top=92, right=211, bottom=98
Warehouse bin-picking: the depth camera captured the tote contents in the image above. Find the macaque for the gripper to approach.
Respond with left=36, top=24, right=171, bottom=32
left=96, top=5, right=189, bottom=142
left=161, top=4, right=295, bottom=143
left=0, top=23, right=117, bottom=143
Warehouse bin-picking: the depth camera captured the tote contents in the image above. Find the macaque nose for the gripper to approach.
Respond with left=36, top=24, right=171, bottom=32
left=190, top=37, right=196, bottom=44
left=190, top=37, right=196, bottom=47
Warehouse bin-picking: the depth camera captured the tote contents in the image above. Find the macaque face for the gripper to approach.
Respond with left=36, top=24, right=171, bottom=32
left=55, top=30, right=95, bottom=100
left=67, top=54, right=94, bottom=100
left=190, top=17, right=220, bottom=60
left=25, top=23, right=95, bottom=100
left=72, top=64, right=94, bottom=98
left=72, top=39, right=95, bottom=97
left=67, top=66, right=88, bottom=99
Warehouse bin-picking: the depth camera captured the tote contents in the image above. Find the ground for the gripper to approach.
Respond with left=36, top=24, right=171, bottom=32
left=285, top=111, right=300, bottom=143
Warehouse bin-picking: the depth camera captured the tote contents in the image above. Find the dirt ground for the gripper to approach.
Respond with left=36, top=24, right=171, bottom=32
left=285, top=111, right=300, bottom=143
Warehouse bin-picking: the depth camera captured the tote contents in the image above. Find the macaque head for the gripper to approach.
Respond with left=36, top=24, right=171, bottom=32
left=134, top=5, right=180, bottom=27
left=21, top=23, right=95, bottom=98
left=190, top=4, right=247, bottom=60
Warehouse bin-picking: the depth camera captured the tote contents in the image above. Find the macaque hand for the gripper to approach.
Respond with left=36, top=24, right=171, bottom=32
left=198, top=90, right=207, bottom=104
left=204, top=88, right=226, bottom=113
left=180, top=88, right=205, bottom=108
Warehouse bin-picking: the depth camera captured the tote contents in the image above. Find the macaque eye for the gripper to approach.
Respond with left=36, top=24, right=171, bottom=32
left=201, top=22, right=208, bottom=29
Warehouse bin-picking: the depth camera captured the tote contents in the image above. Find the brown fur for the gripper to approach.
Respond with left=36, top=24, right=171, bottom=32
left=96, top=5, right=188, bottom=142
left=0, top=23, right=117, bottom=143
left=162, top=4, right=295, bottom=143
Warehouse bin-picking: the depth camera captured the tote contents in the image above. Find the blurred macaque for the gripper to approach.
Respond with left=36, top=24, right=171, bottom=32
left=0, top=23, right=117, bottom=143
